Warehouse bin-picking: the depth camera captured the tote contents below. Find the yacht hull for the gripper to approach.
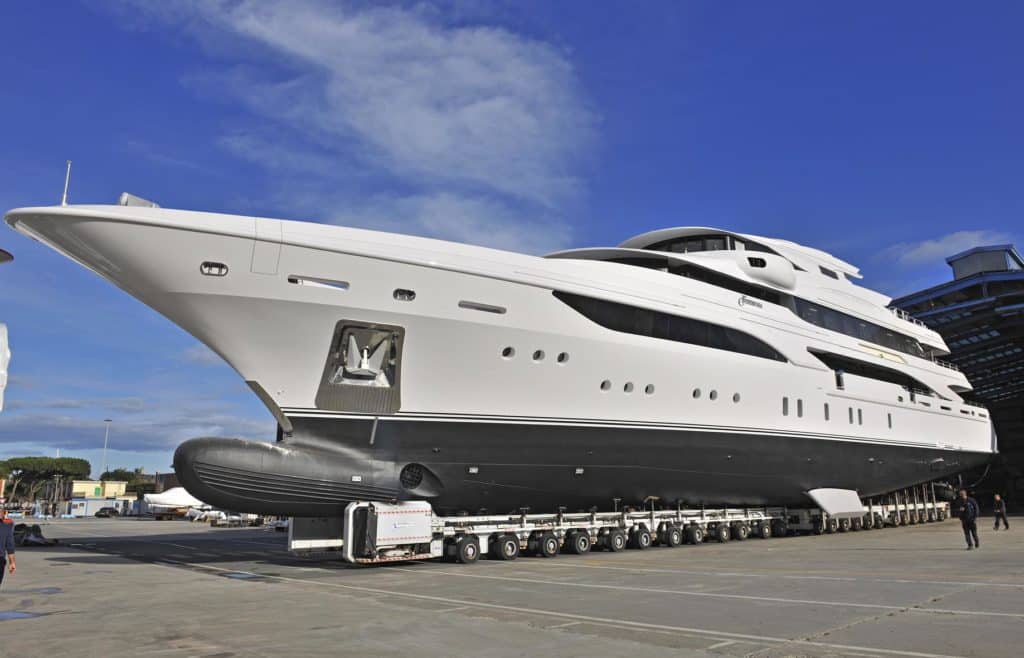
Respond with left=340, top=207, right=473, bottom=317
left=175, top=415, right=991, bottom=516
left=5, top=204, right=996, bottom=516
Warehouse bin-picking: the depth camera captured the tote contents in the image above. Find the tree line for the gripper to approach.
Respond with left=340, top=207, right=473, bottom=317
left=1, top=456, right=91, bottom=502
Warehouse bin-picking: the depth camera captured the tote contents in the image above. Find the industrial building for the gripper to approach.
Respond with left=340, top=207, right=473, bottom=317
left=891, top=244, right=1024, bottom=501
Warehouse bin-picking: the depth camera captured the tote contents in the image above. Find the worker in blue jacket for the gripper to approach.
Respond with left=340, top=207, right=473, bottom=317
left=0, top=507, right=16, bottom=587
left=957, top=489, right=980, bottom=550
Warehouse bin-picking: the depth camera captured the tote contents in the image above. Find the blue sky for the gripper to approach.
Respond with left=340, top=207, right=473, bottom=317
left=1, top=1, right=1021, bottom=477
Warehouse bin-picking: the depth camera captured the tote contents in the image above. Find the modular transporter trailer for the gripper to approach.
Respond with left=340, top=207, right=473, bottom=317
left=287, top=483, right=951, bottom=565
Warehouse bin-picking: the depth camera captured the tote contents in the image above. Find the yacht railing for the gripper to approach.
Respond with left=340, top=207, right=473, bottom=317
left=931, top=358, right=961, bottom=372
left=961, top=399, right=987, bottom=409
left=890, top=307, right=927, bottom=327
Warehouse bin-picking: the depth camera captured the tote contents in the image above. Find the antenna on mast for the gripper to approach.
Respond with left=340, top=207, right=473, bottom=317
left=61, top=160, right=72, bottom=207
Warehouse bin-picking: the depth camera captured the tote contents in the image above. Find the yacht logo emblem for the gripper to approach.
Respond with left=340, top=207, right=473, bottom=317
left=328, top=332, right=394, bottom=387
left=738, top=295, right=763, bottom=309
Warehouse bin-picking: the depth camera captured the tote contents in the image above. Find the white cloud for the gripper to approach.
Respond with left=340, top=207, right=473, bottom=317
left=883, top=230, right=1014, bottom=267
left=328, top=192, right=572, bottom=255
left=114, top=1, right=595, bottom=254
left=181, top=344, right=224, bottom=366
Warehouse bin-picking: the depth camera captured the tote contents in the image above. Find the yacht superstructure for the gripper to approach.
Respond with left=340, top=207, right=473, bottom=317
left=5, top=201, right=995, bottom=515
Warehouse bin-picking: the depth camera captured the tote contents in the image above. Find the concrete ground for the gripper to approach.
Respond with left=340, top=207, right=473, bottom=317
left=1, top=516, right=1021, bottom=658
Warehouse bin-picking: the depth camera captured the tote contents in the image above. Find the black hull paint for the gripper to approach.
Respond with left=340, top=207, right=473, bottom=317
left=173, top=415, right=992, bottom=516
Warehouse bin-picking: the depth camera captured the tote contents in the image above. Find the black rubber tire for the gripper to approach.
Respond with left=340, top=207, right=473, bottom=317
left=771, top=519, right=788, bottom=537
left=826, top=517, right=839, bottom=533
left=628, top=527, right=652, bottom=550
left=713, top=523, right=730, bottom=543
left=838, top=518, right=851, bottom=533
left=938, top=510, right=947, bottom=522
left=456, top=534, right=480, bottom=564
left=442, top=537, right=458, bottom=562
left=490, top=533, right=519, bottom=560
left=755, top=522, right=772, bottom=539
left=862, top=515, right=873, bottom=530
left=664, top=525, right=683, bottom=547
left=605, top=528, right=627, bottom=552
left=851, top=517, right=862, bottom=531
left=564, top=530, right=591, bottom=555
left=927, top=510, right=936, bottom=523
left=535, top=532, right=559, bottom=558
left=731, top=523, right=749, bottom=541
left=685, top=525, right=704, bottom=544
left=812, top=519, right=825, bottom=535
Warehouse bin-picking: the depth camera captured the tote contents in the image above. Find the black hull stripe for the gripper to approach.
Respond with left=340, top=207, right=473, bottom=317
left=280, top=409, right=986, bottom=452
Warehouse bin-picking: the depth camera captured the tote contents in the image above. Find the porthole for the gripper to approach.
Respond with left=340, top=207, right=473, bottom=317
left=501, top=347, right=515, bottom=359
left=709, top=390, right=718, bottom=401
left=557, top=352, right=569, bottom=364
left=644, top=384, right=655, bottom=395
left=532, top=350, right=545, bottom=362
left=732, top=393, right=741, bottom=403
left=624, top=382, right=634, bottom=393
left=393, top=288, right=416, bottom=301
left=600, top=380, right=611, bottom=391
left=692, top=388, right=701, bottom=399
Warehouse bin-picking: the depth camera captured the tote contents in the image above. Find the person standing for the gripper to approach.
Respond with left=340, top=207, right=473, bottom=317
left=957, top=489, right=980, bottom=550
left=993, top=494, right=1009, bottom=531
left=0, top=507, right=16, bottom=588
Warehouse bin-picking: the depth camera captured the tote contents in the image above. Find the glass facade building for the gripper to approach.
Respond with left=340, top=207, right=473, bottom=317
left=891, top=245, right=1024, bottom=500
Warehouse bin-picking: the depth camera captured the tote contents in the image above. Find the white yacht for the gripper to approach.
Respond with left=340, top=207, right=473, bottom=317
left=5, top=200, right=995, bottom=515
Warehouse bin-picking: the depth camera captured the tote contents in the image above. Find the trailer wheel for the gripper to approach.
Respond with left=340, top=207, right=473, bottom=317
left=826, top=517, right=839, bottom=533
left=811, top=518, right=825, bottom=535
left=456, top=534, right=480, bottom=564
left=771, top=519, right=788, bottom=537
left=838, top=518, right=851, bottom=533
left=926, top=510, right=935, bottom=522
left=534, top=531, right=560, bottom=558
left=731, top=523, right=750, bottom=541
left=628, top=527, right=652, bottom=549
left=685, top=525, right=704, bottom=544
left=755, top=522, right=772, bottom=539
left=564, top=530, right=591, bottom=555
left=713, top=523, right=730, bottom=543
left=490, top=533, right=519, bottom=561
left=605, top=528, right=627, bottom=552
left=663, top=525, right=683, bottom=547
left=851, top=517, right=862, bottom=531
left=937, top=510, right=947, bottom=522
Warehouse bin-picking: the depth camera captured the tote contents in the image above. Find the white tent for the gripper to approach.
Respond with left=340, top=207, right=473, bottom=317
left=144, top=487, right=207, bottom=509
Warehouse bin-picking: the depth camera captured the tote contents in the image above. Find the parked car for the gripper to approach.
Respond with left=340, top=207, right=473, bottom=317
left=94, top=507, right=120, bottom=518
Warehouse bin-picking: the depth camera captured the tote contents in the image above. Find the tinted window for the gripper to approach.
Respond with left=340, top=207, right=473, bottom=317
left=794, top=298, right=925, bottom=358
left=554, top=291, right=786, bottom=362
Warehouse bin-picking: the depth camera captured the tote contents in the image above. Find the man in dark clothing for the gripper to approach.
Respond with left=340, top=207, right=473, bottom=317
left=957, top=489, right=980, bottom=550
left=993, top=494, right=1009, bottom=530
left=0, top=507, right=16, bottom=588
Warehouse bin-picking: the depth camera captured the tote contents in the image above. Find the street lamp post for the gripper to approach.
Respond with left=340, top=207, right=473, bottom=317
left=101, top=418, right=113, bottom=478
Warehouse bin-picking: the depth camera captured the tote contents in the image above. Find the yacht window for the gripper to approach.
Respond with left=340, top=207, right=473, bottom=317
left=811, top=350, right=935, bottom=395
left=747, top=257, right=767, bottom=268
left=819, top=266, right=839, bottom=279
left=824, top=403, right=830, bottom=420
left=794, top=298, right=925, bottom=358
left=706, top=237, right=727, bottom=251
left=782, top=397, right=789, bottom=416
left=857, top=409, right=863, bottom=425
left=797, top=399, right=804, bottom=417
left=553, top=291, right=787, bottom=362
